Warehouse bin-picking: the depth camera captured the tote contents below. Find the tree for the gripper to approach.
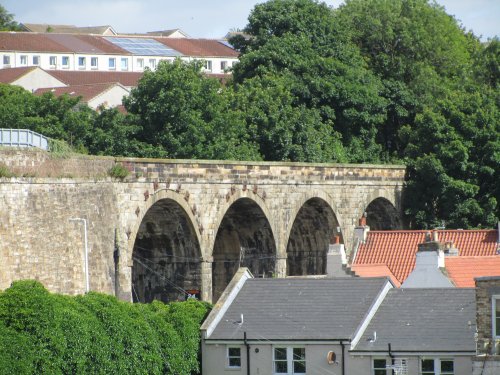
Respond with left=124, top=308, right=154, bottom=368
left=0, top=5, right=21, bottom=31
left=124, top=59, right=261, bottom=161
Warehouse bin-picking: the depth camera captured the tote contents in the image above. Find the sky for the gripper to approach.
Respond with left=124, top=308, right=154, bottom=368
left=3, top=0, right=499, bottom=40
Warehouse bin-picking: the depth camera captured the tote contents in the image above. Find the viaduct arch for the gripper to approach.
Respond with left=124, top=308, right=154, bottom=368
left=0, top=152, right=405, bottom=302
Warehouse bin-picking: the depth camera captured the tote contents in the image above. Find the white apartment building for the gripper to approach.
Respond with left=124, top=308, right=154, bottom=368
left=0, top=32, right=238, bottom=75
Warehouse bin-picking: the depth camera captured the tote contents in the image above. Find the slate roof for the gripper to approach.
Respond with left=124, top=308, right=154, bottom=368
left=207, top=277, right=389, bottom=341
left=445, top=256, right=500, bottom=287
left=0, top=66, right=37, bottom=83
left=353, top=288, right=476, bottom=352
left=353, top=230, right=499, bottom=283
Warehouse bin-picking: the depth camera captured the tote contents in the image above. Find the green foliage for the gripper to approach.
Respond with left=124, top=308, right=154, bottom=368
left=0, top=280, right=211, bottom=375
left=0, top=163, right=14, bottom=178
left=0, top=4, right=21, bottom=31
left=108, top=163, right=130, bottom=180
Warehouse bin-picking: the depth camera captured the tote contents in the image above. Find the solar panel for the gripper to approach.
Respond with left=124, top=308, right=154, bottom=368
left=105, top=37, right=182, bottom=57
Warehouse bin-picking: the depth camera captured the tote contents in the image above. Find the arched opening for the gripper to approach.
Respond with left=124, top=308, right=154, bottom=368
left=287, top=198, right=340, bottom=276
left=212, top=198, right=276, bottom=301
left=365, top=197, right=401, bottom=230
left=132, top=199, right=201, bottom=303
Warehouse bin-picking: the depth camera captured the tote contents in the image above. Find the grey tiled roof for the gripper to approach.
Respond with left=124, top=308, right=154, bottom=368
left=208, top=277, right=389, bottom=341
left=353, top=288, right=476, bottom=352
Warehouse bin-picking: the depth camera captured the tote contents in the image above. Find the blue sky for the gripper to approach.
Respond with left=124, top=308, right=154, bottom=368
left=3, top=0, right=499, bottom=40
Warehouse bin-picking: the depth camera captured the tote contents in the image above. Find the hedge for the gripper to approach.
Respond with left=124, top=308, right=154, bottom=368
left=0, top=280, right=211, bottom=374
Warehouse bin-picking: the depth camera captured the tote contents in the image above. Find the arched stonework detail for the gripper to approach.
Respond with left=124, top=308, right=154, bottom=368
left=129, top=189, right=202, bottom=303
left=363, top=196, right=402, bottom=230
left=286, top=197, right=341, bottom=276
left=211, top=196, right=276, bottom=302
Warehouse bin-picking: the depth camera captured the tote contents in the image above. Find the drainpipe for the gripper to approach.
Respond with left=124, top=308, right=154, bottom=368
left=244, top=331, right=250, bottom=375
left=388, top=343, right=394, bottom=367
left=340, top=341, right=345, bottom=375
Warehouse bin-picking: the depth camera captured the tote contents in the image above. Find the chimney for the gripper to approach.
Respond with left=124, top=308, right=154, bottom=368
left=401, top=231, right=453, bottom=288
left=326, top=233, right=349, bottom=277
left=353, top=212, right=370, bottom=244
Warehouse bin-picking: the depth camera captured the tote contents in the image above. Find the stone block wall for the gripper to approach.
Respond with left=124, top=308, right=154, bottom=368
left=473, top=276, right=500, bottom=375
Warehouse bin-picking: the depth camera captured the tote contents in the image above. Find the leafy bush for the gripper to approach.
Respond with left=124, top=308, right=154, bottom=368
left=0, top=281, right=211, bottom=375
left=0, top=163, right=14, bottom=178
left=108, top=163, right=129, bottom=180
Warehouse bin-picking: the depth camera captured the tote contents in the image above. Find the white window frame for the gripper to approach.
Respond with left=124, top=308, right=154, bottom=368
left=3, top=55, right=11, bottom=66
left=78, top=56, right=86, bottom=69
left=137, top=58, right=144, bottom=69
left=204, top=60, right=212, bottom=72
left=90, top=57, right=98, bottom=69
left=20, top=55, right=28, bottom=65
left=120, top=57, right=128, bottom=71
left=49, top=56, right=57, bottom=67
left=221, top=60, right=228, bottom=71
left=149, top=58, right=156, bottom=69
left=226, top=346, right=241, bottom=369
left=493, top=295, right=500, bottom=339
left=32, top=55, right=40, bottom=65
left=421, top=358, right=454, bottom=375
left=62, top=56, right=69, bottom=68
left=109, top=57, right=116, bottom=70
left=273, top=347, right=306, bottom=375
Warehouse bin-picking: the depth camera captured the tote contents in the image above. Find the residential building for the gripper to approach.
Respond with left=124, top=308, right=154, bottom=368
left=0, top=66, right=65, bottom=92
left=0, top=32, right=238, bottom=75
left=201, top=268, right=476, bottom=375
left=34, top=82, right=130, bottom=110
left=351, top=227, right=500, bottom=287
left=473, top=276, right=500, bottom=374
left=20, top=23, right=117, bottom=35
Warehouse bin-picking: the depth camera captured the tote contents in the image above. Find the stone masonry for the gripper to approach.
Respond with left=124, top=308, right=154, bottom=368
left=1, top=150, right=405, bottom=302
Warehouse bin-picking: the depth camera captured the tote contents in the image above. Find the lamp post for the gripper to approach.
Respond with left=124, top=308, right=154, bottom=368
left=69, top=218, right=89, bottom=293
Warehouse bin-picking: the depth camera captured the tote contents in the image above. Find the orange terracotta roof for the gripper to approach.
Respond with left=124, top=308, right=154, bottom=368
left=445, top=256, right=500, bottom=287
left=157, top=38, right=238, bottom=57
left=34, top=82, right=118, bottom=103
left=0, top=66, right=37, bottom=83
left=353, top=230, right=499, bottom=284
left=48, top=70, right=143, bottom=87
left=350, top=264, right=401, bottom=287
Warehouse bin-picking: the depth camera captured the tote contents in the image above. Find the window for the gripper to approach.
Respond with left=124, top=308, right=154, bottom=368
left=373, top=359, right=388, bottom=375
left=494, top=296, right=500, bottom=338
left=137, top=58, right=144, bottom=68
left=20, top=55, right=27, bottom=65
left=3, top=55, right=10, bottom=65
left=204, top=60, right=212, bottom=71
left=49, top=56, right=57, bottom=66
left=32, top=55, right=40, bottom=65
left=91, top=57, right=98, bottom=69
left=149, top=58, right=156, bottom=69
left=78, top=56, right=86, bottom=68
left=227, top=347, right=241, bottom=368
left=62, top=56, right=69, bottom=68
left=109, top=57, right=116, bottom=69
left=221, top=61, right=228, bottom=71
left=120, top=57, right=128, bottom=71
left=421, top=359, right=454, bottom=375
left=273, top=347, right=306, bottom=375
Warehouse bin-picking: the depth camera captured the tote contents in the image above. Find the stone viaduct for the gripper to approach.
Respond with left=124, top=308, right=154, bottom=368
left=0, top=150, right=405, bottom=302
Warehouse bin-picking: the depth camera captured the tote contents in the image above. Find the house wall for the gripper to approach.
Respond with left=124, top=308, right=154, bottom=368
left=1, top=51, right=238, bottom=74
left=202, top=343, right=345, bottom=375
left=87, top=85, right=130, bottom=109
left=12, top=69, right=66, bottom=92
